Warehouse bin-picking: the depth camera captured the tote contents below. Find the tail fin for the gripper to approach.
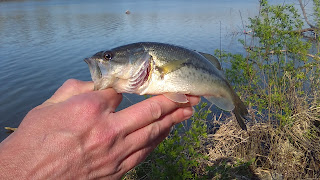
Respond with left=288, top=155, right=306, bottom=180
left=232, top=91, right=248, bottom=130
left=204, top=91, right=248, bottom=130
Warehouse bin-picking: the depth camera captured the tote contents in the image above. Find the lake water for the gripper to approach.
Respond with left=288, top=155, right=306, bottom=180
left=0, top=0, right=295, bottom=141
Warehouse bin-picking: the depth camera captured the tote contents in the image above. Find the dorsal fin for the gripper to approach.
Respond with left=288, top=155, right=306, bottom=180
left=198, top=52, right=222, bottom=70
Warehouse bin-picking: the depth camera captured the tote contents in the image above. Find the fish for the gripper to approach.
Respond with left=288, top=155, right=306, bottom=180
left=84, top=42, right=248, bottom=130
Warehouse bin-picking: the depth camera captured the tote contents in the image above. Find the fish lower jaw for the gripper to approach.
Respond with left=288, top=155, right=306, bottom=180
left=93, top=79, right=112, bottom=91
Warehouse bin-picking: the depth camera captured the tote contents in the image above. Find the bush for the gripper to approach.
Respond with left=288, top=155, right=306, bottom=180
left=125, top=0, right=320, bottom=179
left=216, top=0, right=319, bottom=127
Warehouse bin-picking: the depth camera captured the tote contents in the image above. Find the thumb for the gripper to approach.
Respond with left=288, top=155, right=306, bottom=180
left=42, top=79, right=94, bottom=107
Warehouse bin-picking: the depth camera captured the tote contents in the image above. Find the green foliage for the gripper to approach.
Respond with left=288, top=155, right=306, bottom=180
left=217, top=0, right=319, bottom=127
left=134, top=102, right=210, bottom=179
left=128, top=1, right=320, bottom=179
left=143, top=94, right=152, bottom=99
left=313, top=0, right=320, bottom=29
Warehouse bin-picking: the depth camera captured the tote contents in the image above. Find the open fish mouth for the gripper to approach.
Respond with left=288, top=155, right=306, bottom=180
left=84, top=54, right=152, bottom=92
left=84, top=58, right=111, bottom=90
left=84, top=58, right=102, bottom=81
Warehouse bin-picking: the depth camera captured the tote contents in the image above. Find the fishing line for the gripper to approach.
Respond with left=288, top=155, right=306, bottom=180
left=123, top=94, right=134, bottom=106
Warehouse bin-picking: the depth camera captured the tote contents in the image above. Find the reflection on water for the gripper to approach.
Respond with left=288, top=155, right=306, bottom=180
left=0, top=0, right=262, bottom=141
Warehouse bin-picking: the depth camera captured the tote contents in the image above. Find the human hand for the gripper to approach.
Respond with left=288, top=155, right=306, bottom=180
left=0, top=79, right=200, bottom=179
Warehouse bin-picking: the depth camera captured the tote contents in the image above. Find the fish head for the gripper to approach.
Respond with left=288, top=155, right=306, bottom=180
left=84, top=46, right=151, bottom=92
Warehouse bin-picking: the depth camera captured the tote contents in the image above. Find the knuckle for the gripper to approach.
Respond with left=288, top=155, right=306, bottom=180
left=64, top=79, right=81, bottom=87
left=58, top=79, right=82, bottom=95
left=149, top=122, right=162, bottom=140
left=79, top=97, right=102, bottom=115
left=96, top=126, right=118, bottom=146
left=62, top=79, right=84, bottom=93
left=70, top=95, right=102, bottom=118
left=148, top=101, right=162, bottom=120
left=104, top=123, right=120, bottom=141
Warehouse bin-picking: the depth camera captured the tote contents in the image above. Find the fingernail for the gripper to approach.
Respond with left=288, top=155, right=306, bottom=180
left=183, top=107, right=194, bottom=120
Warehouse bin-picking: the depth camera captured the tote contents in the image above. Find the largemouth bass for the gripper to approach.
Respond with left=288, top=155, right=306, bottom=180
left=85, top=42, right=248, bottom=130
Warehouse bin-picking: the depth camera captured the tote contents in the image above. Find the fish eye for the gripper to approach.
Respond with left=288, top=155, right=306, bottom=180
left=104, top=52, right=113, bottom=60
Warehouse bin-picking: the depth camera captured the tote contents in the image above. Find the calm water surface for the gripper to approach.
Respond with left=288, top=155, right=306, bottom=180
left=1, top=0, right=290, bottom=141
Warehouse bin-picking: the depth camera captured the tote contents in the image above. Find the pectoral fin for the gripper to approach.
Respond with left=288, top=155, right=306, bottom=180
left=156, top=60, right=186, bottom=78
left=164, top=93, right=189, bottom=103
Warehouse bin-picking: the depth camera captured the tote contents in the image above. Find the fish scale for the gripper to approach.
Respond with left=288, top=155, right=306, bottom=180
left=85, top=42, right=248, bottom=130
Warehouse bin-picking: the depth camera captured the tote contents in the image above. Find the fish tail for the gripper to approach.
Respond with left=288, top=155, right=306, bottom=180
left=232, top=91, right=248, bottom=130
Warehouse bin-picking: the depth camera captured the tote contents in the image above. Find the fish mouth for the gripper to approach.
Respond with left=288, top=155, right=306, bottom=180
left=84, top=53, right=152, bottom=92
left=84, top=58, right=110, bottom=90
left=84, top=58, right=102, bottom=80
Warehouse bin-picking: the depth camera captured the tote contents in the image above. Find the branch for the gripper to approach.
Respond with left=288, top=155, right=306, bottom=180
left=245, top=47, right=320, bottom=60
left=298, top=0, right=318, bottom=29
left=295, top=28, right=316, bottom=33
left=245, top=28, right=316, bottom=35
left=4, top=127, right=17, bottom=132
left=269, top=49, right=320, bottom=60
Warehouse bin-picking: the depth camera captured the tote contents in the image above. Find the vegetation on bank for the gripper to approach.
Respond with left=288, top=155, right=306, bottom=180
left=125, top=0, right=320, bottom=179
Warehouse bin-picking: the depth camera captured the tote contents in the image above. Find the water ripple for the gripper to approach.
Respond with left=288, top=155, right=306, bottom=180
left=0, top=0, right=262, bottom=141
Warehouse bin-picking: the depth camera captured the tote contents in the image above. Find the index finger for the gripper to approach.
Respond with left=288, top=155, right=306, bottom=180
left=114, top=95, right=200, bottom=135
